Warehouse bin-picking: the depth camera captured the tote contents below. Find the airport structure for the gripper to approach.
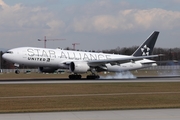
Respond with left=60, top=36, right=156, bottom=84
left=0, top=65, right=179, bottom=73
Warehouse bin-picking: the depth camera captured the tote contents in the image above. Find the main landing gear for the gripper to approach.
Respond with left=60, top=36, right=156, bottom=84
left=86, top=74, right=100, bottom=79
left=68, top=74, right=100, bottom=80
left=69, top=69, right=100, bottom=80
left=87, top=69, right=100, bottom=79
left=69, top=74, right=82, bottom=79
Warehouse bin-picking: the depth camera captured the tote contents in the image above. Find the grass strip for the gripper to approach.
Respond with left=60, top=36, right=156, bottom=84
left=0, top=82, right=180, bottom=113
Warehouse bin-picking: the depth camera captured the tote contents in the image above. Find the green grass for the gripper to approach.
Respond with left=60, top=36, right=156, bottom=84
left=0, top=82, right=180, bottom=113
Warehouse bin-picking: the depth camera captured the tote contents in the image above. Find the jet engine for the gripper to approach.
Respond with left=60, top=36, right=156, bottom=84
left=69, top=61, right=90, bottom=73
left=39, top=67, right=58, bottom=73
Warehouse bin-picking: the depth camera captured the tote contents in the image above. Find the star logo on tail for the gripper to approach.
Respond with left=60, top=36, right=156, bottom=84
left=141, top=45, right=150, bottom=56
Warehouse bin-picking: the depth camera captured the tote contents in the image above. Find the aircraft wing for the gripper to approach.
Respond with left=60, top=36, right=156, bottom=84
left=87, top=54, right=162, bottom=66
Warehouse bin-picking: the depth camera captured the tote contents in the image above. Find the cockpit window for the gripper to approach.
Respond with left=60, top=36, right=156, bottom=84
left=5, top=51, right=13, bottom=54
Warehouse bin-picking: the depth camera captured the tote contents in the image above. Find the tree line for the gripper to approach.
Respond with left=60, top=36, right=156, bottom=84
left=0, top=47, right=180, bottom=69
left=101, top=46, right=180, bottom=61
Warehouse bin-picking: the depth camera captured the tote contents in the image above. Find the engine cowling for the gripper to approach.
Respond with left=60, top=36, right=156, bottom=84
left=69, top=61, right=90, bottom=73
left=39, top=67, right=58, bottom=73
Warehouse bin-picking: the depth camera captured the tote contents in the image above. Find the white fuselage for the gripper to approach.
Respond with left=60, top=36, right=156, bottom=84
left=2, top=47, right=156, bottom=72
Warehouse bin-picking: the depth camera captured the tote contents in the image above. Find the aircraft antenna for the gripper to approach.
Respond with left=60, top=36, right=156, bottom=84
left=38, top=36, right=66, bottom=48
left=72, top=43, right=80, bottom=50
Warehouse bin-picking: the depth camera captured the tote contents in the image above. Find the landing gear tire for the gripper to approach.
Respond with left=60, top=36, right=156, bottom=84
left=69, top=74, right=82, bottom=80
left=86, top=75, right=100, bottom=79
left=15, top=70, right=20, bottom=74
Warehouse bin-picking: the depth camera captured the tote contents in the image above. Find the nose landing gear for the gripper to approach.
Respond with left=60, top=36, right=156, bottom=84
left=15, top=69, right=20, bottom=74
left=14, top=63, right=20, bottom=74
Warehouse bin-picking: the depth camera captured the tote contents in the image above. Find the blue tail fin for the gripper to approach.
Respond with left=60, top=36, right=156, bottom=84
left=132, top=31, right=159, bottom=56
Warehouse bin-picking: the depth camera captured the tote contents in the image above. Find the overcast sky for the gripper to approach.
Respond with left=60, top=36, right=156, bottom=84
left=1, top=0, right=180, bottom=50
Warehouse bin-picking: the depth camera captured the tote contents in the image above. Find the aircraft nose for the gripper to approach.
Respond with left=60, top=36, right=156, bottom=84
left=2, top=52, right=12, bottom=61
left=2, top=53, right=7, bottom=60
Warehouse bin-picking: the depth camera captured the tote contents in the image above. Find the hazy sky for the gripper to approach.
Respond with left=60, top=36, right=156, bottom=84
left=1, top=0, right=180, bottom=50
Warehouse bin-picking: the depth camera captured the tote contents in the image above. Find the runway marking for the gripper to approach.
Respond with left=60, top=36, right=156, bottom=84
left=0, top=92, right=180, bottom=99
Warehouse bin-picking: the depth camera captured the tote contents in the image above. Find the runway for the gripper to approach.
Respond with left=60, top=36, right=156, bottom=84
left=0, top=77, right=180, bottom=120
left=0, top=109, right=180, bottom=120
left=0, top=76, right=180, bottom=84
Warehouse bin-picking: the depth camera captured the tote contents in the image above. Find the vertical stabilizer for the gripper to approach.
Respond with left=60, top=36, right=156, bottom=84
left=132, top=31, right=159, bottom=56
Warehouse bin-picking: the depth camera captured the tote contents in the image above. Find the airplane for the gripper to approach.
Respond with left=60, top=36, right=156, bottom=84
left=2, top=31, right=161, bottom=79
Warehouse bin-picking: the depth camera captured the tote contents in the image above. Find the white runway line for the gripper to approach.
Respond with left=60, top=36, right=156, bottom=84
left=0, top=91, right=180, bottom=99
left=1, top=77, right=180, bottom=84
